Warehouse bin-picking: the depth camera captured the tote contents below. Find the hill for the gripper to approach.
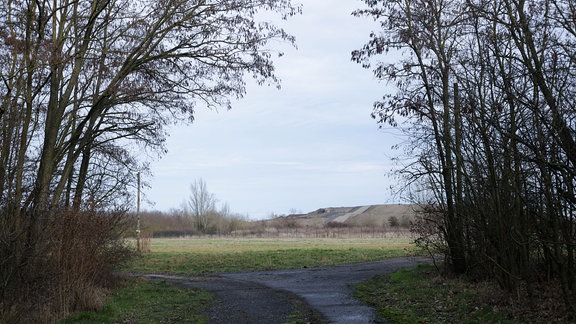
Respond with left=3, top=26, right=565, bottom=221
left=265, top=204, right=418, bottom=228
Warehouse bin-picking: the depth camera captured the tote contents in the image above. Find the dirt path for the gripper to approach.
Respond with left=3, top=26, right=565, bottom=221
left=144, top=256, right=431, bottom=323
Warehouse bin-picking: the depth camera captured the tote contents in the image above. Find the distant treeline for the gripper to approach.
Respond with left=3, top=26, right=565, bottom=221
left=132, top=210, right=412, bottom=238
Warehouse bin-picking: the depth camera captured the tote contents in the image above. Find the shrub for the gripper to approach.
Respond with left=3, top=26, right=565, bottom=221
left=388, top=216, right=400, bottom=227
left=0, top=209, right=134, bottom=322
left=410, top=205, right=446, bottom=271
left=326, top=221, right=349, bottom=228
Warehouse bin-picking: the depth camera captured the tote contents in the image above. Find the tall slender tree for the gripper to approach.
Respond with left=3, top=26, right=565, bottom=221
left=352, top=0, right=469, bottom=273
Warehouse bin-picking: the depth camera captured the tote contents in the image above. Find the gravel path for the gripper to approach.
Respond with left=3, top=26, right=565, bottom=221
left=144, top=256, right=431, bottom=323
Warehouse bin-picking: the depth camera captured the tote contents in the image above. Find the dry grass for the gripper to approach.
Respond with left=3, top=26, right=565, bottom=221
left=125, top=236, right=418, bottom=275
left=145, top=236, right=414, bottom=253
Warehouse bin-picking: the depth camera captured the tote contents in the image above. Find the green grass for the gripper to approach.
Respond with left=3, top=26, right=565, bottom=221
left=62, top=280, right=211, bottom=323
left=65, top=237, right=415, bottom=323
left=127, top=247, right=414, bottom=275
left=354, top=264, right=517, bottom=323
left=140, top=237, right=413, bottom=253
left=125, top=237, right=417, bottom=275
left=65, top=237, right=561, bottom=323
left=68, top=237, right=569, bottom=324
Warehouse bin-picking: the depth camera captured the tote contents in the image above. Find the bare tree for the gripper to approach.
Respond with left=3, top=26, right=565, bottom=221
left=185, top=178, right=218, bottom=232
left=352, top=0, right=469, bottom=273
left=0, top=0, right=299, bottom=239
left=0, top=0, right=300, bottom=216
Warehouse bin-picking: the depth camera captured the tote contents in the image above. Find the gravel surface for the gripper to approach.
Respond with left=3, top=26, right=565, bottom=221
left=144, top=256, right=431, bottom=323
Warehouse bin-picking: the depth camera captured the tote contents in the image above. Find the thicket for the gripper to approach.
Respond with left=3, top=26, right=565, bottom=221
left=0, top=209, right=133, bottom=322
left=136, top=209, right=413, bottom=240
left=354, top=0, right=576, bottom=312
left=136, top=210, right=251, bottom=237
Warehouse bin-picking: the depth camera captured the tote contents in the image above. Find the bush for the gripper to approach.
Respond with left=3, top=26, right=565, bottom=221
left=388, top=216, right=400, bottom=227
left=410, top=205, right=447, bottom=271
left=326, top=221, right=349, bottom=228
left=0, top=209, right=134, bottom=322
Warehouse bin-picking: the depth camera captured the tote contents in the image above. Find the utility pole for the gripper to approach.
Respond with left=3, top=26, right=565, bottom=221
left=136, top=172, right=141, bottom=252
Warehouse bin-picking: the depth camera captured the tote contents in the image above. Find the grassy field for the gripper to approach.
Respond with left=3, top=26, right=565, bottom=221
left=146, top=236, right=413, bottom=253
left=64, top=236, right=415, bottom=323
left=127, top=237, right=416, bottom=275
left=65, top=236, right=572, bottom=323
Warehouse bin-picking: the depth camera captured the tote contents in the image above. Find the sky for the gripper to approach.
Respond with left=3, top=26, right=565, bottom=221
left=144, top=0, right=405, bottom=219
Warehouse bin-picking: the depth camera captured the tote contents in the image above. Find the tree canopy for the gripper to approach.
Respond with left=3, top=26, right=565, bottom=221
left=0, top=0, right=299, bottom=214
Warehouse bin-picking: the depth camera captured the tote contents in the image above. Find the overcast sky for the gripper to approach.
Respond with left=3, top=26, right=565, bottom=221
left=144, top=0, right=404, bottom=219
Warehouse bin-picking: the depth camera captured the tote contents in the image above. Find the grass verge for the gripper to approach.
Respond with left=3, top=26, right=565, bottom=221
left=62, top=279, right=211, bottom=324
left=354, top=264, right=572, bottom=323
